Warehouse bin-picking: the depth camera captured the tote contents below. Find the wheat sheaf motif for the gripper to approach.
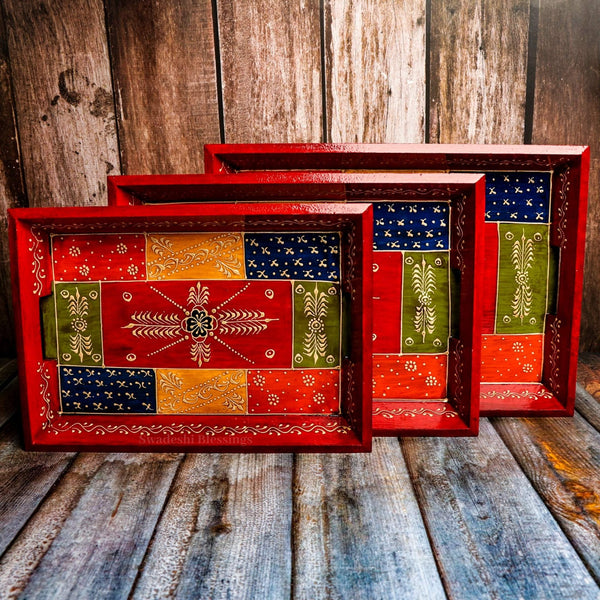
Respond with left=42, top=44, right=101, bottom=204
left=412, top=255, right=437, bottom=343
left=302, top=283, right=330, bottom=364
left=510, top=230, right=534, bottom=324
left=67, top=288, right=94, bottom=362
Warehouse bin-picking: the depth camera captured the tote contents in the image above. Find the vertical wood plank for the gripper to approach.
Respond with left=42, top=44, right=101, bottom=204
left=402, top=420, right=600, bottom=599
left=325, top=0, right=426, bottom=143
left=217, top=0, right=322, bottom=143
left=106, top=0, right=221, bottom=174
left=429, top=0, right=530, bottom=143
left=0, top=419, right=74, bottom=557
left=11, top=452, right=181, bottom=599
left=292, top=439, right=446, bottom=600
left=492, top=413, right=600, bottom=584
left=531, top=0, right=600, bottom=353
left=0, top=7, right=26, bottom=357
left=131, top=453, right=293, bottom=600
left=3, top=0, right=119, bottom=207
left=0, top=454, right=107, bottom=598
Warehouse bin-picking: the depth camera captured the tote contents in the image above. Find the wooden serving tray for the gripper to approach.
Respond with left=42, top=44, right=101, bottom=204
left=107, top=173, right=484, bottom=436
left=9, top=203, right=373, bottom=452
left=202, top=144, right=590, bottom=418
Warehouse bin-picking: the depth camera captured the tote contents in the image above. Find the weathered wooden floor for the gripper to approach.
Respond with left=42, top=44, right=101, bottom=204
left=0, top=355, right=599, bottom=599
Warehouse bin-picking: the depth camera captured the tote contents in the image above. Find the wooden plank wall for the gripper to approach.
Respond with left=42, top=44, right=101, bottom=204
left=0, top=0, right=598, bottom=357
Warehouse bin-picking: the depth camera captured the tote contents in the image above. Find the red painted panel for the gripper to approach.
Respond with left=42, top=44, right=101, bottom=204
left=101, top=280, right=293, bottom=369
left=52, top=234, right=146, bottom=281
left=373, top=354, right=447, bottom=399
left=247, top=369, right=339, bottom=414
left=481, top=334, right=543, bottom=382
left=372, top=251, right=402, bottom=353
left=481, top=223, right=499, bottom=333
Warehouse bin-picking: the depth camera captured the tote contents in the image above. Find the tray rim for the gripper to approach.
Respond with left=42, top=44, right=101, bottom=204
left=107, top=174, right=486, bottom=436
left=199, top=145, right=589, bottom=419
left=9, top=202, right=373, bottom=452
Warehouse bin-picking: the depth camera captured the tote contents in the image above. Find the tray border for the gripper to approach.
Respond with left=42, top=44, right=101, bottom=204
left=107, top=173, right=486, bottom=436
left=201, top=144, right=590, bottom=418
left=9, top=203, right=373, bottom=452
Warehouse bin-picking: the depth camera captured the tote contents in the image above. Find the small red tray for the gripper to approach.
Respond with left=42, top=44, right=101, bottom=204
left=9, top=203, right=372, bottom=452
left=203, top=143, right=590, bottom=418
left=107, top=173, right=485, bottom=436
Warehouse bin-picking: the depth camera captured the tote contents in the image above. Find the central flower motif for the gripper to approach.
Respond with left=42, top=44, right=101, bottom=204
left=183, top=308, right=215, bottom=338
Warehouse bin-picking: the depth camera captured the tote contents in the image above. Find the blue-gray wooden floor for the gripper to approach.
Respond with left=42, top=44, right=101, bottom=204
left=0, top=355, right=599, bottom=600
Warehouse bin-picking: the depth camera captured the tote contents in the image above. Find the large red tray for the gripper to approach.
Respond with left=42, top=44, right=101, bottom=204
left=9, top=203, right=373, bottom=452
left=202, top=144, right=589, bottom=418
left=108, top=173, right=485, bottom=436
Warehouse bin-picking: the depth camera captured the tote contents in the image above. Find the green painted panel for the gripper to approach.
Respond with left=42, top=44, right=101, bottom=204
left=55, top=282, right=103, bottom=366
left=401, top=252, right=449, bottom=353
left=40, top=294, right=57, bottom=360
left=496, top=224, right=549, bottom=334
left=293, top=281, right=340, bottom=368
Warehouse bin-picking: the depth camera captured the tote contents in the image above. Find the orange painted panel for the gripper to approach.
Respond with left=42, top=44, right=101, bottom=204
left=373, top=354, right=447, bottom=400
left=481, top=334, right=543, bottom=382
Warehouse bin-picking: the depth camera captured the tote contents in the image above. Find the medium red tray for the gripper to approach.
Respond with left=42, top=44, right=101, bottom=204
left=202, top=143, right=590, bottom=418
left=9, top=203, right=372, bottom=452
left=107, top=173, right=485, bottom=436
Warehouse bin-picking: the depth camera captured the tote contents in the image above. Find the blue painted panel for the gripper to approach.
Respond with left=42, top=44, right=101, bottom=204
left=485, top=172, right=551, bottom=223
left=244, top=232, right=340, bottom=281
left=59, top=366, right=156, bottom=414
left=373, top=202, right=449, bottom=251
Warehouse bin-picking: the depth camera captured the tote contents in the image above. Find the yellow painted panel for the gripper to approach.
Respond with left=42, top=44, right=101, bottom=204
left=156, top=369, right=247, bottom=414
left=146, top=233, right=245, bottom=280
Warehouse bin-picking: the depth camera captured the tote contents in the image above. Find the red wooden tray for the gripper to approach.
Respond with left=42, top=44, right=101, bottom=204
left=203, top=144, right=590, bottom=418
left=107, top=173, right=485, bottom=436
left=9, top=203, right=373, bottom=452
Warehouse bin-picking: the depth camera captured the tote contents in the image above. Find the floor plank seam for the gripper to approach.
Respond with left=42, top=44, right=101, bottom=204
left=396, top=436, right=451, bottom=600
left=289, top=452, right=299, bottom=600
left=126, top=452, right=186, bottom=600
left=489, top=416, right=600, bottom=588
left=0, top=449, right=78, bottom=566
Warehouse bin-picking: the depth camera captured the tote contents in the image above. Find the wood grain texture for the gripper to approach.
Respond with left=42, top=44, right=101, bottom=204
left=131, top=453, right=293, bottom=600
left=0, top=454, right=107, bottom=598
left=575, top=384, right=600, bottom=434
left=0, top=377, right=18, bottom=429
left=492, top=413, right=600, bottom=584
left=106, top=0, right=220, bottom=174
left=0, top=8, right=25, bottom=358
left=12, top=452, right=181, bottom=599
left=3, top=0, right=119, bottom=207
left=402, top=419, right=600, bottom=599
left=0, top=418, right=74, bottom=557
left=578, top=353, right=600, bottom=403
left=324, top=0, right=426, bottom=143
left=429, top=0, right=530, bottom=143
left=531, top=0, right=600, bottom=352
left=292, top=438, right=445, bottom=600
left=217, top=0, right=322, bottom=143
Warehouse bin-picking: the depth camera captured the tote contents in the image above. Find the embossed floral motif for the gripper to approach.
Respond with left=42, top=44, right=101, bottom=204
left=184, top=308, right=215, bottom=338
left=302, top=374, right=316, bottom=386
left=404, top=360, right=418, bottom=372
left=253, top=374, right=266, bottom=388
left=425, top=375, right=438, bottom=387
left=313, top=392, right=326, bottom=405
left=512, top=341, right=524, bottom=352
left=69, top=246, right=81, bottom=257
left=127, top=264, right=139, bottom=276
left=267, top=393, right=279, bottom=406
left=116, top=242, right=128, bottom=254
left=78, top=265, right=90, bottom=276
